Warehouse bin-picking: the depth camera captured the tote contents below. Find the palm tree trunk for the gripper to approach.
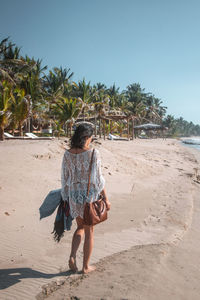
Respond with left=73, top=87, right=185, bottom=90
left=27, top=117, right=31, bottom=133
left=39, top=123, right=42, bottom=132
left=19, top=122, right=23, bottom=136
left=127, top=118, right=129, bottom=139
left=99, top=118, right=101, bottom=138
left=0, top=126, right=4, bottom=141
left=30, top=117, right=33, bottom=132
left=110, top=120, right=113, bottom=134
left=119, top=125, right=122, bottom=137
left=103, top=119, right=105, bottom=140
left=132, top=118, right=135, bottom=140
left=94, top=115, right=97, bottom=137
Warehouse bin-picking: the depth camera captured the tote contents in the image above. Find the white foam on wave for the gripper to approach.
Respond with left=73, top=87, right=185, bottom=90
left=181, top=137, right=200, bottom=145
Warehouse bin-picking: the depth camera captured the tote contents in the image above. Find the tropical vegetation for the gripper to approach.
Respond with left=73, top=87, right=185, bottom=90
left=0, top=37, right=200, bottom=141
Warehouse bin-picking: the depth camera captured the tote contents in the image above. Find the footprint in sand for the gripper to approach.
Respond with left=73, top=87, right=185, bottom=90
left=143, top=214, right=161, bottom=226
left=33, top=153, right=52, bottom=159
left=185, top=173, right=193, bottom=178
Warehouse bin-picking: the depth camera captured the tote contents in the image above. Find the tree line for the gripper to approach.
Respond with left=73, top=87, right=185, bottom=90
left=0, top=37, right=200, bottom=141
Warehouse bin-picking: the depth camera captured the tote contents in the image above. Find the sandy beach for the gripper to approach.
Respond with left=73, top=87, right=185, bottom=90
left=0, top=138, right=200, bottom=300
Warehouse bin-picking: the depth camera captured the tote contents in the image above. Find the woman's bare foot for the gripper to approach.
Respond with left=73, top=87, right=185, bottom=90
left=82, top=265, right=96, bottom=274
left=68, top=256, right=78, bottom=272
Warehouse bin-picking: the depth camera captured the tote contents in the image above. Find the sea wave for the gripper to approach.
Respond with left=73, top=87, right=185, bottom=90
left=181, top=138, right=200, bottom=145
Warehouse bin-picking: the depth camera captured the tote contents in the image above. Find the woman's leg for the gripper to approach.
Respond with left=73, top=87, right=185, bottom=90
left=69, top=217, right=84, bottom=271
left=82, top=225, right=96, bottom=273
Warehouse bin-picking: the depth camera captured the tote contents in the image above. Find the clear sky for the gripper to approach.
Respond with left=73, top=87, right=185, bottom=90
left=1, top=0, right=200, bottom=124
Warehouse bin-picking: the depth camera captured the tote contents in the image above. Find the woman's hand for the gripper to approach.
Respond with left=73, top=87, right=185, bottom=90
left=100, top=189, right=110, bottom=210
left=105, top=199, right=111, bottom=211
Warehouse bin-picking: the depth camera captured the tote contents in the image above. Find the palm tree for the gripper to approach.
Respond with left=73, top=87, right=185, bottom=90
left=0, top=38, right=32, bottom=84
left=0, top=38, right=15, bottom=83
left=91, top=84, right=110, bottom=137
left=124, top=83, right=146, bottom=119
left=107, top=83, right=120, bottom=108
left=44, top=66, right=73, bottom=97
left=0, top=80, right=13, bottom=140
left=10, top=87, right=30, bottom=136
left=18, top=57, right=48, bottom=132
left=154, top=98, right=167, bottom=120
left=125, top=83, right=145, bottom=102
left=72, top=79, right=91, bottom=121
left=144, top=94, right=166, bottom=123
left=90, top=83, right=108, bottom=136
left=20, top=57, right=47, bottom=102
left=163, top=115, right=175, bottom=136
left=53, top=120, right=65, bottom=139
left=116, top=121, right=126, bottom=137
left=44, top=67, right=74, bottom=128
left=51, top=97, right=82, bottom=137
left=124, top=83, right=161, bottom=138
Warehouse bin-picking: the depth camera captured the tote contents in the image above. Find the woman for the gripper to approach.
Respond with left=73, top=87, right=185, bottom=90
left=61, top=123, right=110, bottom=274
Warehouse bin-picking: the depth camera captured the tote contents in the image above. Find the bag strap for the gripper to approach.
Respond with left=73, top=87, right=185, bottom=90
left=87, top=149, right=95, bottom=197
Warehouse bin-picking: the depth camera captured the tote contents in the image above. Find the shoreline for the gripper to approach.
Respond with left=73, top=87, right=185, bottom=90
left=0, top=138, right=199, bottom=299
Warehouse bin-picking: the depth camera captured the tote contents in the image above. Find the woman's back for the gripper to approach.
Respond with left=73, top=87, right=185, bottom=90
left=59, top=122, right=109, bottom=274
left=61, top=148, right=105, bottom=218
left=63, top=149, right=93, bottom=185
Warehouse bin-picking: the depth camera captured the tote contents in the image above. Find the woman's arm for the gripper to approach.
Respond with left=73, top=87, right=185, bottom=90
left=101, top=188, right=111, bottom=211
left=61, top=154, right=69, bottom=202
left=94, top=149, right=111, bottom=210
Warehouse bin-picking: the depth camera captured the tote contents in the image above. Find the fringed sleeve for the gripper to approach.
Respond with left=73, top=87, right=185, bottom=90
left=61, top=154, right=70, bottom=203
left=90, top=149, right=105, bottom=199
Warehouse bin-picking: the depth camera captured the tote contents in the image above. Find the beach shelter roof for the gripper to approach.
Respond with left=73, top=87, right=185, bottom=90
left=74, top=121, right=95, bottom=128
left=134, top=123, right=164, bottom=130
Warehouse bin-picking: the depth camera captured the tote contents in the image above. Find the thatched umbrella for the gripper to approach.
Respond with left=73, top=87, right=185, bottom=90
left=134, top=123, right=165, bottom=130
left=134, top=123, right=167, bottom=138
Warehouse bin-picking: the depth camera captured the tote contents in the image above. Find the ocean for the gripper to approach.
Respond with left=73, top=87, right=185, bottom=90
left=186, top=144, right=200, bottom=152
left=181, top=137, right=200, bottom=153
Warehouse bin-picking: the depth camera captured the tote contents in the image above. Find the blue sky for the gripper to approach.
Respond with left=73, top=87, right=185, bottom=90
left=1, top=0, right=200, bottom=124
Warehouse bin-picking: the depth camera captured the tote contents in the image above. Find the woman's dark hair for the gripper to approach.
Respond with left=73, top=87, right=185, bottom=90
left=71, top=123, right=94, bottom=149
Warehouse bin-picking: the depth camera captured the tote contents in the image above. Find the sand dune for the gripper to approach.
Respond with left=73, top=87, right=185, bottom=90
left=0, top=138, right=199, bottom=299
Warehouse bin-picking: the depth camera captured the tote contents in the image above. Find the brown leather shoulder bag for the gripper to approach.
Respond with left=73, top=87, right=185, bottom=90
left=83, top=149, right=108, bottom=226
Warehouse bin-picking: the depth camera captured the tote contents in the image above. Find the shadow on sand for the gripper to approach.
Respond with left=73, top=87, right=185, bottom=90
left=0, top=267, right=74, bottom=289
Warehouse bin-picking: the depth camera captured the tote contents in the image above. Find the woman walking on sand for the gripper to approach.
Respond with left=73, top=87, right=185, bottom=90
left=61, top=123, right=110, bottom=274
